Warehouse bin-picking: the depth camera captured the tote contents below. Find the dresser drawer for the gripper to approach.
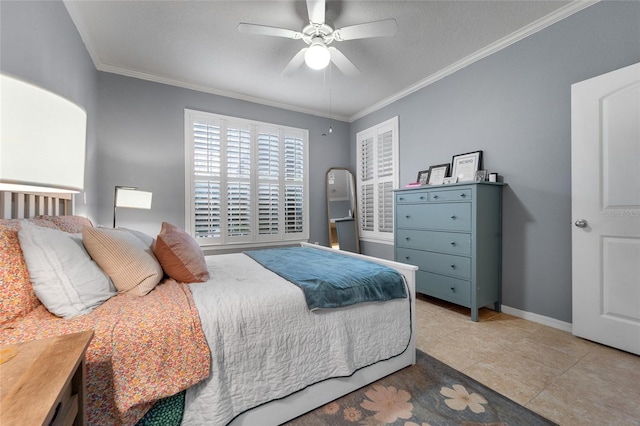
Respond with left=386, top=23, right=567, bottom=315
left=396, top=248, right=471, bottom=280
left=396, top=203, right=471, bottom=231
left=396, top=229, right=471, bottom=256
left=429, top=188, right=472, bottom=202
left=416, top=270, right=471, bottom=305
left=395, top=191, right=429, bottom=204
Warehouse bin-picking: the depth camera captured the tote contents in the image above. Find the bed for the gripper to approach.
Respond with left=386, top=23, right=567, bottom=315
left=0, top=190, right=417, bottom=425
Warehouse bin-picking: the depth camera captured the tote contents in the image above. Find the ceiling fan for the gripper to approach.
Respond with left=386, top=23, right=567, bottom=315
left=237, top=0, right=398, bottom=76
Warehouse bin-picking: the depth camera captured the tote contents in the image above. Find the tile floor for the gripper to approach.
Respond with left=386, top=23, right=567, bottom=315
left=414, top=294, right=640, bottom=425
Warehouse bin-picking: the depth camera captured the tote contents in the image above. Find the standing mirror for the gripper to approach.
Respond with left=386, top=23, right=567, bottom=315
left=326, top=168, right=360, bottom=253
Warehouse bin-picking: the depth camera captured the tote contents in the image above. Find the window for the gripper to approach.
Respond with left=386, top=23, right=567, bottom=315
left=356, top=116, right=399, bottom=244
left=185, top=109, right=309, bottom=249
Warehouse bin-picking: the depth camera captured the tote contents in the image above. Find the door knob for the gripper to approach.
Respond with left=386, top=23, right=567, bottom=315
left=574, top=219, right=588, bottom=228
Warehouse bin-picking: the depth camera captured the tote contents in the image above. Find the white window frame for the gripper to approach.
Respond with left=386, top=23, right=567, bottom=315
left=356, top=116, right=399, bottom=245
left=184, top=109, right=309, bottom=250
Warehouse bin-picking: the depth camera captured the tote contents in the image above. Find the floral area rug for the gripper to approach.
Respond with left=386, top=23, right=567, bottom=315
left=284, top=350, right=557, bottom=426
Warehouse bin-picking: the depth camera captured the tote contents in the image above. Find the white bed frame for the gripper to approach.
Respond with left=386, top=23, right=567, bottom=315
left=0, top=190, right=72, bottom=219
left=3, top=191, right=417, bottom=426
left=231, top=242, right=417, bottom=425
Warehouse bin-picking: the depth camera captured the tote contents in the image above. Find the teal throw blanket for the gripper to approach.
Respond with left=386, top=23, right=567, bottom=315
left=244, top=247, right=406, bottom=310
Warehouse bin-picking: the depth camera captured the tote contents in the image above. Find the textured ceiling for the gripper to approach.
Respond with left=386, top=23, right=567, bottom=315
left=64, top=1, right=591, bottom=121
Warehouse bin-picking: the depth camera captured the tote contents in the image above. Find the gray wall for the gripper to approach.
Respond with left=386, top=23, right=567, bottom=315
left=96, top=72, right=350, bottom=243
left=351, top=1, right=640, bottom=323
left=3, top=0, right=639, bottom=323
left=0, top=0, right=99, bottom=219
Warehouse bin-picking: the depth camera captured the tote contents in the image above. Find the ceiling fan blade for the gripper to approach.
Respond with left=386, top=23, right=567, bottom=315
left=306, top=0, right=325, bottom=24
left=328, top=47, right=360, bottom=76
left=238, top=23, right=302, bottom=39
left=333, top=19, right=398, bottom=41
left=282, top=48, right=307, bottom=76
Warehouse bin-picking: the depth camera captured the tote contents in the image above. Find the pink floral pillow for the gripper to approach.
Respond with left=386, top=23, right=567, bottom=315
left=0, top=218, right=58, bottom=232
left=34, top=215, right=93, bottom=233
left=0, top=227, right=41, bottom=325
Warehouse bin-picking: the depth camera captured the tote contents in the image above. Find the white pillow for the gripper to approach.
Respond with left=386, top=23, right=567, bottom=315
left=17, top=221, right=116, bottom=319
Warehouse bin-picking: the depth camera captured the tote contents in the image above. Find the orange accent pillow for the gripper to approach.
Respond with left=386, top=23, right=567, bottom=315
left=154, top=222, right=210, bottom=283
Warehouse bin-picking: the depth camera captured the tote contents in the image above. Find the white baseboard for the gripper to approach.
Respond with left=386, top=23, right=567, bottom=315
left=501, top=305, right=572, bottom=333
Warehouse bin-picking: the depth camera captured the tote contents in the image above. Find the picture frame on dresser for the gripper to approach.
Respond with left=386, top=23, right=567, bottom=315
left=475, top=170, right=488, bottom=181
left=451, top=150, right=482, bottom=182
left=416, top=170, right=430, bottom=185
left=426, top=164, right=450, bottom=185
left=443, top=177, right=457, bottom=185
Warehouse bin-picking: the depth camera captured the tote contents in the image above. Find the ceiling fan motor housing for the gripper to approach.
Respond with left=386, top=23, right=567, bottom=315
left=302, top=23, right=335, bottom=45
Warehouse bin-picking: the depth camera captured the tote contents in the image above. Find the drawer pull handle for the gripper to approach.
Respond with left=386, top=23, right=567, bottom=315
left=460, top=193, right=466, bottom=198
left=433, top=195, right=439, bottom=199
left=450, top=264, right=456, bottom=269
left=450, top=287, right=456, bottom=293
left=419, top=196, right=425, bottom=200
left=450, top=215, right=457, bottom=220
left=405, top=237, right=410, bottom=241
left=405, top=256, right=410, bottom=261
left=450, top=241, right=456, bottom=246
left=405, top=215, right=410, bottom=219
left=399, top=197, right=404, bottom=201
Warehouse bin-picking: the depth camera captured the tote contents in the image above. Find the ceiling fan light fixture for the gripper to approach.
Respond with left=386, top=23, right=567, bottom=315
left=304, top=40, right=330, bottom=70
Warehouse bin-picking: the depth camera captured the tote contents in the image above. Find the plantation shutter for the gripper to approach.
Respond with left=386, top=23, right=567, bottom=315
left=193, top=122, right=222, bottom=240
left=226, top=125, right=252, bottom=240
left=284, top=134, right=304, bottom=235
left=377, top=130, right=394, bottom=233
left=360, top=136, right=374, bottom=231
left=355, top=116, right=399, bottom=243
left=185, top=109, right=308, bottom=248
left=257, top=129, right=280, bottom=237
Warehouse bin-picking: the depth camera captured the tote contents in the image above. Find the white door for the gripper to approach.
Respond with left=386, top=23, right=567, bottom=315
left=571, top=62, right=640, bottom=355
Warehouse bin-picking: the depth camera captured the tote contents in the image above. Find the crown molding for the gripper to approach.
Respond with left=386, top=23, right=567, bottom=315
left=63, top=1, right=102, bottom=70
left=65, top=0, right=597, bottom=124
left=348, top=0, right=599, bottom=122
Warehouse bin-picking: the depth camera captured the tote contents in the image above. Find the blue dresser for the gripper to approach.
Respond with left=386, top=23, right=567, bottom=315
left=394, top=182, right=504, bottom=321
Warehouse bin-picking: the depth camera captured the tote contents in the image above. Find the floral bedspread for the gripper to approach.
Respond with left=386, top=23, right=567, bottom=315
left=0, top=280, right=210, bottom=425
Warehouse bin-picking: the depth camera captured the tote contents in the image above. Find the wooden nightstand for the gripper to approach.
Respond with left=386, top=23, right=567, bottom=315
left=0, top=330, right=93, bottom=426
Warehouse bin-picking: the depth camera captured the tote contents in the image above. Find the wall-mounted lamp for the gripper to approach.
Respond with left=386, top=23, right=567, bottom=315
left=0, top=74, right=87, bottom=193
left=113, top=186, right=152, bottom=228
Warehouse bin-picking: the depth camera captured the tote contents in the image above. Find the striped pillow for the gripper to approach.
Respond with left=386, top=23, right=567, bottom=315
left=82, top=226, right=163, bottom=296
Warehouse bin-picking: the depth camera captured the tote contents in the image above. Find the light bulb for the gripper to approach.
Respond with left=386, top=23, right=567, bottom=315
left=305, top=40, right=330, bottom=70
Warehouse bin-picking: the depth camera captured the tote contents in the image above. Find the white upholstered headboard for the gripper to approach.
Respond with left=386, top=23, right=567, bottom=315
left=0, top=191, right=73, bottom=219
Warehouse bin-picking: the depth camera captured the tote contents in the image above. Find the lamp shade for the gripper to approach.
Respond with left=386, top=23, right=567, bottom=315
left=0, top=74, right=87, bottom=193
left=115, top=188, right=153, bottom=209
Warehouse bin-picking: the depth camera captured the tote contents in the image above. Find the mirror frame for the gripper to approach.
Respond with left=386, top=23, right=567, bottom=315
left=326, top=167, right=360, bottom=253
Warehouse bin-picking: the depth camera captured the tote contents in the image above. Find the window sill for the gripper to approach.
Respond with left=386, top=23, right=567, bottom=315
left=359, top=237, right=393, bottom=245
left=200, top=239, right=310, bottom=255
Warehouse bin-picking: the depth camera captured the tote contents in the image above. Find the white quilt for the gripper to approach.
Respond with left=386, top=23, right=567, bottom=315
left=183, top=253, right=412, bottom=425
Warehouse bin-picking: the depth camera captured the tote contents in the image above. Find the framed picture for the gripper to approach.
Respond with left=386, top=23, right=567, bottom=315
left=416, top=170, right=430, bottom=185
left=475, top=170, right=488, bottom=181
left=451, top=150, right=483, bottom=182
left=443, top=177, right=458, bottom=185
left=427, top=163, right=450, bottom=185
